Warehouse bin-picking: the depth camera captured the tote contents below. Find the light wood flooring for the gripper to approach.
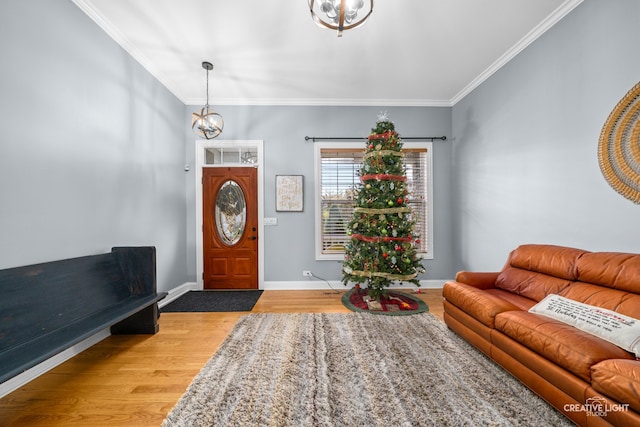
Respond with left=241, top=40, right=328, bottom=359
left=0, top=289, right=444, bottom=427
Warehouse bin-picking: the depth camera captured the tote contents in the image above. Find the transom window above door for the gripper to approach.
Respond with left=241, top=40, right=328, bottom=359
left=205, top=147, right=258, bottom=165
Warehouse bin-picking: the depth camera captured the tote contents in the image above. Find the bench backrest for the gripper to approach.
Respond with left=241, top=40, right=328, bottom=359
left=0, top=247, right=156, bottom=353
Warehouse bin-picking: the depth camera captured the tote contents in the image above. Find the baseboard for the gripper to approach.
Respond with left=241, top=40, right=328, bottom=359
left=262, top=279, right=446, bottom=291
left=0, top=329, right=110, bottom=399
left=158, top=282, right=198, bottom=308
left=165, top=280, right=446, bottom=293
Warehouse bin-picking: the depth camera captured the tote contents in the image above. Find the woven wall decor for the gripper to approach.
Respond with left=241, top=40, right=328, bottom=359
left=598, top=80, right=640, bottom=204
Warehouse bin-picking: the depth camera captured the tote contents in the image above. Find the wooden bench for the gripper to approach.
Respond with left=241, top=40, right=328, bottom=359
left=0, top=246, right=166, bottom=384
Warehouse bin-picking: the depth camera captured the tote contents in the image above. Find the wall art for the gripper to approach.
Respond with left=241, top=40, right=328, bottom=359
left=598, top=80, right=640, bottom=204
left=276, top=175, right=304, bottom=212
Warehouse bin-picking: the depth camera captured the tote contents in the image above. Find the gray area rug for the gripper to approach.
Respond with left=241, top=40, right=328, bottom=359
left=162, top=313, right=571, bottom=426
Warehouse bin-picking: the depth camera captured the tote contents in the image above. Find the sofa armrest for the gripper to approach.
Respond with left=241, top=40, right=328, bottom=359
left=454, top=271, right=500, bottom=289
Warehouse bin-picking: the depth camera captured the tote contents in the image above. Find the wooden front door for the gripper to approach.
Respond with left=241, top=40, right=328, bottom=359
left=203, top=167, right=258, bottom=289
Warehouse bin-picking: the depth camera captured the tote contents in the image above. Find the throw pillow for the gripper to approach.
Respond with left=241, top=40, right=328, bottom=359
left=529, top=294, right=640, bottom=358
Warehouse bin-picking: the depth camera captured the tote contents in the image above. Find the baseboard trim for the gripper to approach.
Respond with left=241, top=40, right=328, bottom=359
left=261, top=279, right=446, bottom=291
left=158, top=282, right=198, bottom=308
left=165, top=280, right=446, bottom=293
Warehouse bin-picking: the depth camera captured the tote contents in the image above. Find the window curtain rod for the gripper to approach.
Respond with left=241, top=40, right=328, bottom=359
left=304, top=135, right=447, bottom=142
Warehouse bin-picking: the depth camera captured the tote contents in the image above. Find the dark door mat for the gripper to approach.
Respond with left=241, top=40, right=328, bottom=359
left=160, top=290, right=263, bottom=312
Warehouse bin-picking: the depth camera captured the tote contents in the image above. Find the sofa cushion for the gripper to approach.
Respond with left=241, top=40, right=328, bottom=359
left=560, top=282, right=640, bottom=319
left=495, top=311, right=635, bottom=382
left=454, top=271, right=500, bottom=289
left=442, top=282, right=525, bottom=327
left=591, top=359, right=640, bottom=412
left=506, top=244, right=588, bottom=280
left=529, top=294, right=640, bottom=357
left=575, top=252, right=640, bottom=294
left=495, top=267, right=573, bottom=302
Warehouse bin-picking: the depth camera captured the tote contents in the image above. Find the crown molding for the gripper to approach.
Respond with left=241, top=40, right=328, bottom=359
left=74, top=0, right=582, bottom=108
left=72, top=0, right=187, bottom=103
left=185, top=97, right=453, bottom=107
left=450, top=0, right=584, bottom=105
left=76, top=0, right=446, bottom=107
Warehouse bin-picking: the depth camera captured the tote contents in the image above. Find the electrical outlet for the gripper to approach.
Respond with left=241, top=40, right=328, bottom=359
left=302, top=271, right=313, bottom=277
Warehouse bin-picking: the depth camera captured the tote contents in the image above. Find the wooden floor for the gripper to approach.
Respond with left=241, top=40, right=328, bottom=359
left=0, top=289, right=444, bottom=427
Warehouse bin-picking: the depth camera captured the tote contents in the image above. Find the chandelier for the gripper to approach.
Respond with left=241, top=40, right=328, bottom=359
left=308, top=0, right=373, bottom=37
left=192, top=61, right=224, bottom=140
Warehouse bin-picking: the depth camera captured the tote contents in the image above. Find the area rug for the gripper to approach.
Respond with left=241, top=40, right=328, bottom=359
left=341, top=288, right=428, bottom=315
left=162, top=313, right=571, bottom=426
left=160, top=290, right=263, bottom=312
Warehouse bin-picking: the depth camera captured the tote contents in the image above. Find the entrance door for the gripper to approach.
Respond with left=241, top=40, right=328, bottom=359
left=203, top=167, right=258, bottom=289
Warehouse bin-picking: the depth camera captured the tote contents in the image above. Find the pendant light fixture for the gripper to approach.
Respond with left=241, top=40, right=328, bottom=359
left=308, top=0, right=373, bottom=37
left=192, top=61, right=223, bottom=140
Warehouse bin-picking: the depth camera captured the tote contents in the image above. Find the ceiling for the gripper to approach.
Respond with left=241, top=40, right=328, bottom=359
left=72, top=0, right=583, bottom=107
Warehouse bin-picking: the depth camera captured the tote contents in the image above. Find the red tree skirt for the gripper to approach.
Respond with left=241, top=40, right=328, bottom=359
left=342, top=287, right=428, bottom=316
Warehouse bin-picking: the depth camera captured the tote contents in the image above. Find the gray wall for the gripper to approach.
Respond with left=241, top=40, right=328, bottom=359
left=0, top=0, right=188, bottom=293
left=185, top=106, right=453, bottom=283
left=451, top=0, right=640, bottom=272
left=6, top=0, right=637, bottom=293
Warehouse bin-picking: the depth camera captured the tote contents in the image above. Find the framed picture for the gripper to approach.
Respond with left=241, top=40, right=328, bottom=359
left=276, top=175, right=304, bottom=212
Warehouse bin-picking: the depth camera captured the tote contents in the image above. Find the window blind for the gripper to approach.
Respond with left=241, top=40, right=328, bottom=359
left=320, top=148, right=429, bottom=255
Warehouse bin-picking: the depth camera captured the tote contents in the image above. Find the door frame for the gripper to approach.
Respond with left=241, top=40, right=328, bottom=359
left=195, top=140, right=264, bottom=290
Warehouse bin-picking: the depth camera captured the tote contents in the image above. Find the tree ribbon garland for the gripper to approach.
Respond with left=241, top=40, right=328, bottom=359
left=350, top=233, right=413, bottom=243
left=345, top=269, right=418, bottom=281
left=361, top=174, right=407, bottom=182
left=368, top=131, right=397, bottom=141
left=363, top=150, right=404, bottom=161
left=355, top=206, right=412, bottom=214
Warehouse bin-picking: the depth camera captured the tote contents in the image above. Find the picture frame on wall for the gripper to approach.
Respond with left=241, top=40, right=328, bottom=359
left=276, top=175, right=304, bottom=212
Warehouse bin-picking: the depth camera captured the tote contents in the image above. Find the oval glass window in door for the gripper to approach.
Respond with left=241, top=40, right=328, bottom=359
left=215, top=180, right=246, bottom=245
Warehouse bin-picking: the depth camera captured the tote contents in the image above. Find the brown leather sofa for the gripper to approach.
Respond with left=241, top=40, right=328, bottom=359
left=443, top=244, right=640, bottom=426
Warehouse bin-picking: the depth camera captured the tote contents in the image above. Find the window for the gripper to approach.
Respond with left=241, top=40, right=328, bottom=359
left=314, top=141, right=433, bottom=260
left=204, top=146, right=258, bottom=165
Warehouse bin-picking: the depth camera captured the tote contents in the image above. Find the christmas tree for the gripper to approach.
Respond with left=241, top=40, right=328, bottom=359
left=342, top=115, right=425, bottom=301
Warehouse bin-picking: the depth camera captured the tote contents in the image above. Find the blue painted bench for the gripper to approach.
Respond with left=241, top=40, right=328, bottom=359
left=0, top=246, right=166, bottom=384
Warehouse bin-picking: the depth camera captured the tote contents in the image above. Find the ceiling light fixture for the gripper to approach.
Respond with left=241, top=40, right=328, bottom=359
left=308, top=0, right=373, bottom=37
left=192, top=61, right=223, bottom=139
